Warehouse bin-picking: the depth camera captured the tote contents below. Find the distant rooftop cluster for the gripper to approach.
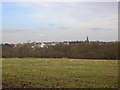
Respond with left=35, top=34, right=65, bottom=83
left=2, top=36, right=118, bottom=49
left=2, top=36, right=112, bottom=49
left=3, top=41, right=107, bottom=49
left=14, top=41, right=70, bottom=49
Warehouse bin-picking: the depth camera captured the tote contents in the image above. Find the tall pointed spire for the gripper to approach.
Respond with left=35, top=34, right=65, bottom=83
left=86, top=36, right=89, bottom=42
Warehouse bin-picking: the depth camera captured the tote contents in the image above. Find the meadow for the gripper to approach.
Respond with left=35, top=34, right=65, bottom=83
left=2, top=58, right=118, bottom=88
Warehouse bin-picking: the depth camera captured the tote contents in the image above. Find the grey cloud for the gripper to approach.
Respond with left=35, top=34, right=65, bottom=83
left=89, top=27, right=114, bottom=31
left=59, top=27, right=68, bottom=30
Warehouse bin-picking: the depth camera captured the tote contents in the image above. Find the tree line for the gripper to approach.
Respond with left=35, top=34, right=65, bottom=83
left=2, top=42, right=119, bottom=59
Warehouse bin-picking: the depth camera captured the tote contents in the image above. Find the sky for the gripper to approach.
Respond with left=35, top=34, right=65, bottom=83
left=2, top=2, right=118, bottom=43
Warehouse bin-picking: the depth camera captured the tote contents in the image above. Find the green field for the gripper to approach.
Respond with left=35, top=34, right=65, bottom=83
left=2, top=58, right=118, bottom=88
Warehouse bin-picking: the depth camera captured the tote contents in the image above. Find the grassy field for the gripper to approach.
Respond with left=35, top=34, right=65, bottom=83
left=2, top=58, right=118, bottom=88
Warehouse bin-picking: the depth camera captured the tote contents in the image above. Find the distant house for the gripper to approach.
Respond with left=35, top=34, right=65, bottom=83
left=31, top=42, right=57, bottom=49
left=14, top=43, right=23, bottom=48
left=40, top=43, right=46, bottom=48
left=31, top=43, right=42, bottom=49
left=63, top=41, right=69, bottom=45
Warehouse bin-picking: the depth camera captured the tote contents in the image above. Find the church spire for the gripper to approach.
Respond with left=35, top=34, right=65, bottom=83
left=86, top=36, right=89, bottom=42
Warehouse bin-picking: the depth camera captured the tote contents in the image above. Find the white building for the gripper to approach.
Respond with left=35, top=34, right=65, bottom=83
left=40, top=43, right=46, bottom=48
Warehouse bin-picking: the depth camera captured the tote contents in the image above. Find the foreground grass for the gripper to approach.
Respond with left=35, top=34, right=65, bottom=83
left=2, top=58, right=118, bottom=88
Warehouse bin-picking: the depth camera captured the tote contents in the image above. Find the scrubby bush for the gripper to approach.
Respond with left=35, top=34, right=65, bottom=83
left=2, top=42, right=118, bottom=59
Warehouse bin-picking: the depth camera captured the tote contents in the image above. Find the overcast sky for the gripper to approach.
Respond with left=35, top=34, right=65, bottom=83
left=2, top=2, right=118, bottom=43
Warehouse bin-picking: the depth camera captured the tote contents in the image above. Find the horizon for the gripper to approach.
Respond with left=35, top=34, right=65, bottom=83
left=2, top=39, right=118, bottom=44
left=2, top=2, right=118, bottom=43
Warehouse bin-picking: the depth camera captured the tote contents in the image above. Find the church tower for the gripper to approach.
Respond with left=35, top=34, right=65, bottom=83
left=86, top=36, right=89, bottom=42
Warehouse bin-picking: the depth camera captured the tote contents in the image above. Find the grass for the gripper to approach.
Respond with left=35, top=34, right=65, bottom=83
left=2, top=58, right=118, bottom=88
